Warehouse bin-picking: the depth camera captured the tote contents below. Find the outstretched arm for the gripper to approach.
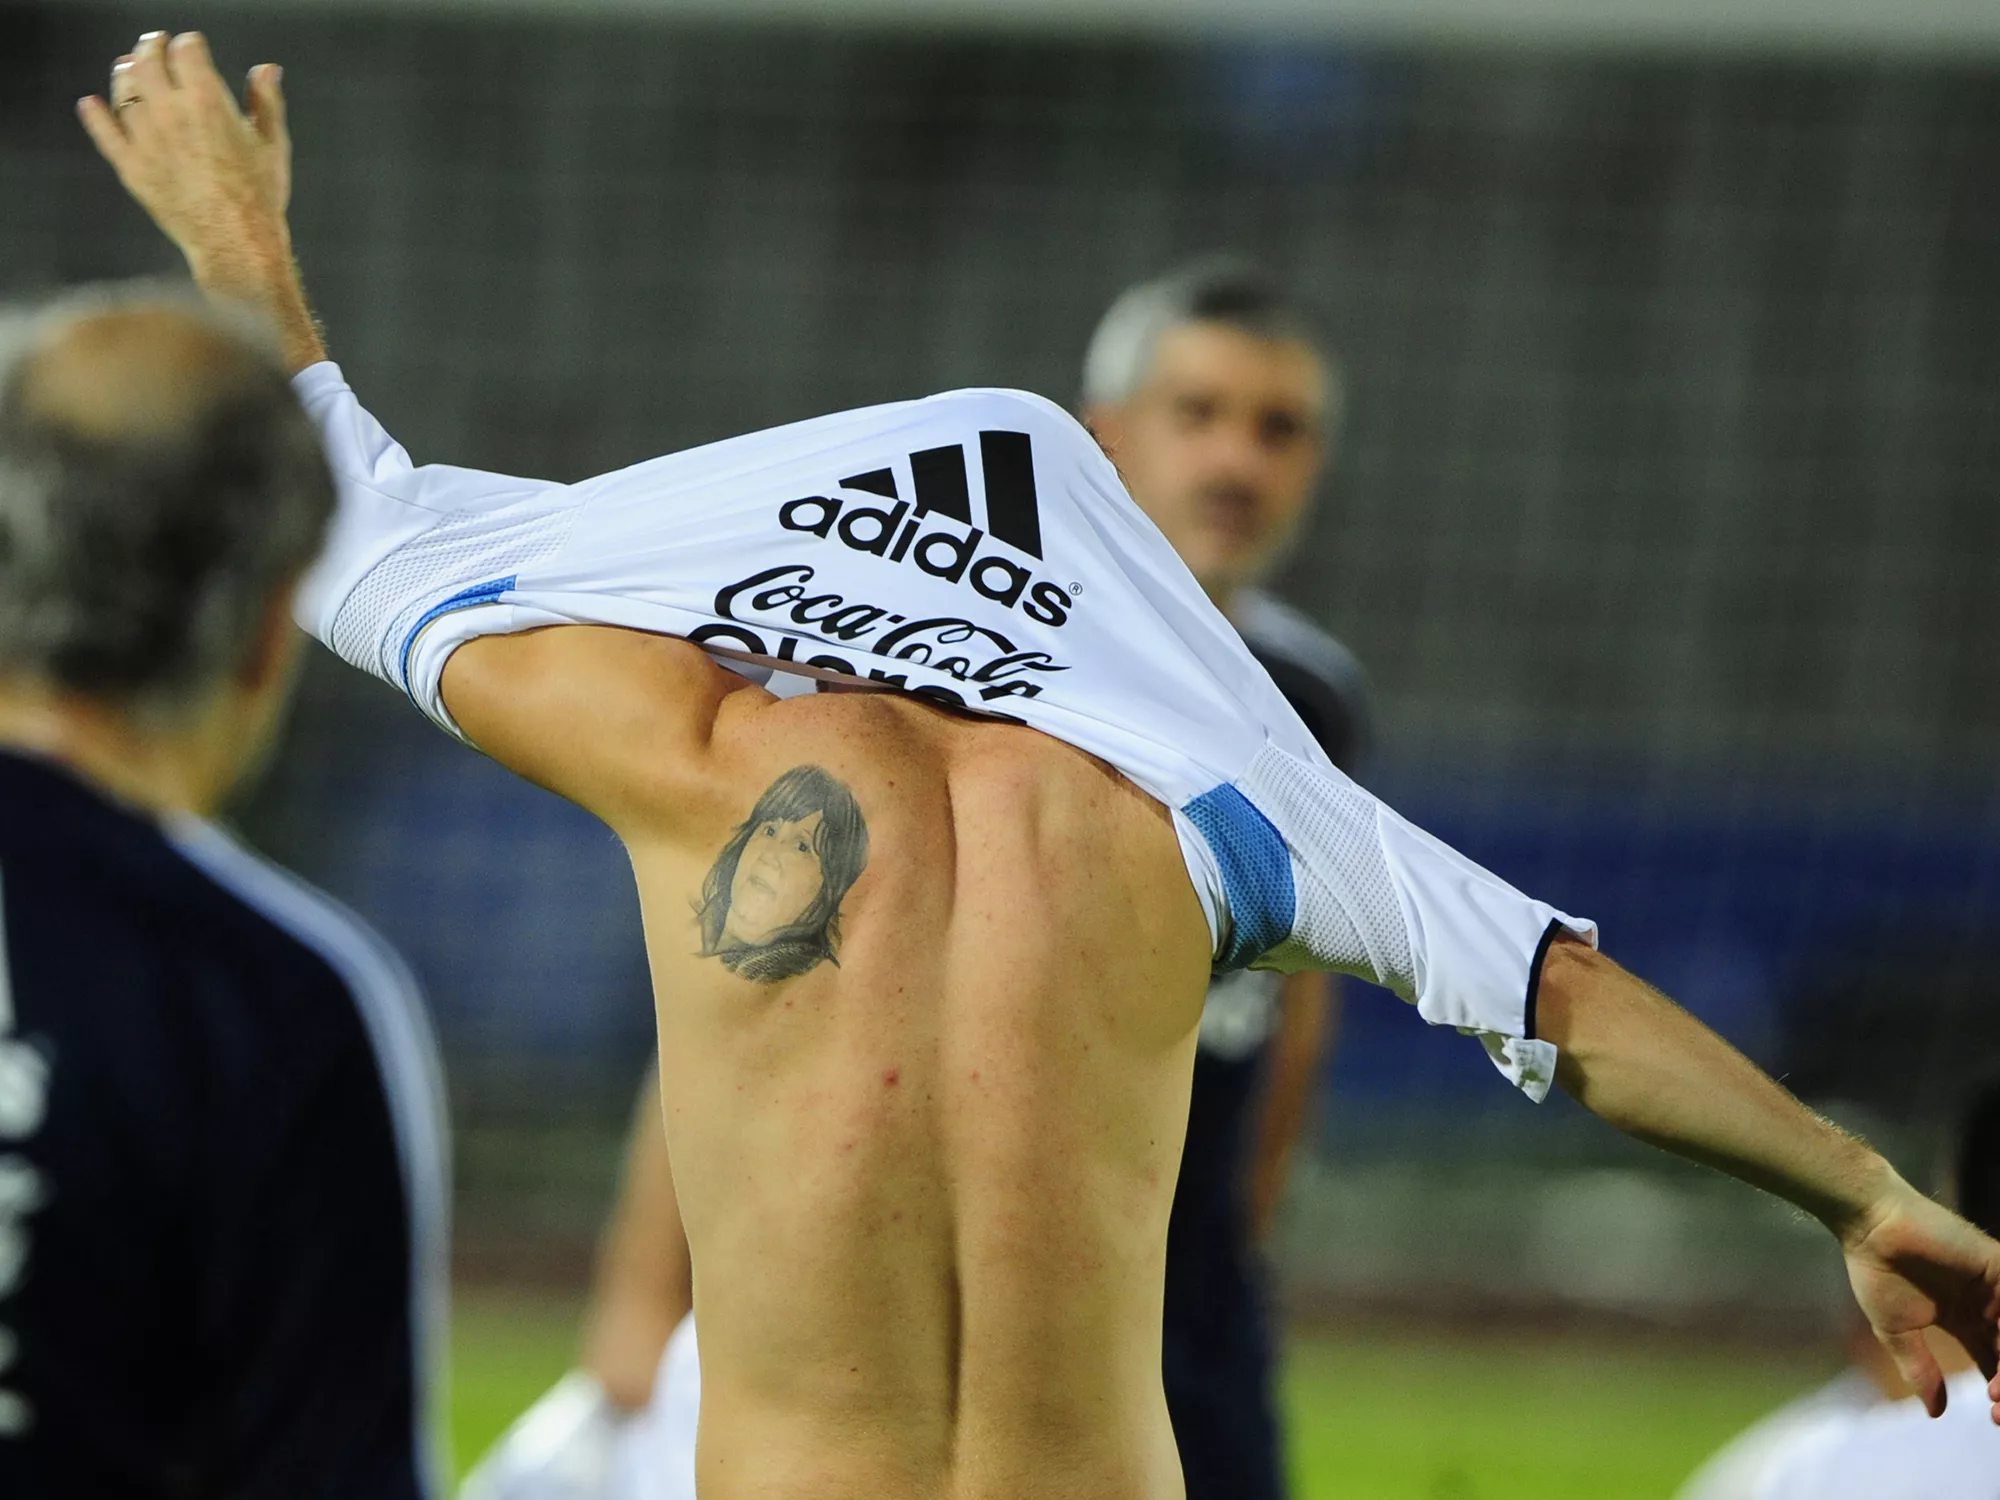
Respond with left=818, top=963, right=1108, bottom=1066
left=1536, top=936, right=2000, bottom=1422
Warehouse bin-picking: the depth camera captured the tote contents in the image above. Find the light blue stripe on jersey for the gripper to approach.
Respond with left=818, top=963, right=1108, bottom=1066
left=1181, top=784, right=1295, bottom=971
left=399, top=576, right=516, bottom=693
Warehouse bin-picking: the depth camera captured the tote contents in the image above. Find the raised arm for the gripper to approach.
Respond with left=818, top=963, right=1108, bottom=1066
left=1537, top=937, right=2000, bottom=1422
left=79, top=32, right=751, bottom=837
left=79, top=32, right=322, bottom=374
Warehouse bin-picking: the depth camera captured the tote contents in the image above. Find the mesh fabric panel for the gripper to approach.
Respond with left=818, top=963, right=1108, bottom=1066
left=1240, top=741, right=1417, bottom=997
left=328, top=505, right=574, bottom=689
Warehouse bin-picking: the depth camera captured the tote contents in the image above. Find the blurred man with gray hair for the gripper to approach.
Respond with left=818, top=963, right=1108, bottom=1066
left=0, top=287, right=448, bottom=1498
left=1081, top=258, right=1365, bottom=1500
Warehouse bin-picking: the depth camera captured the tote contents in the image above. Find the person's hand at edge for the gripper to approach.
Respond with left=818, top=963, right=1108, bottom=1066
left=77, top=30, right=326, bottom=372
left=1837, top=1178, right=2000, bottom=1422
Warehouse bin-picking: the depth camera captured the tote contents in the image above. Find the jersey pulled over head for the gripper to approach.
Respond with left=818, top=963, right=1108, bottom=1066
left=294, top=364, right=1594, bottom=1100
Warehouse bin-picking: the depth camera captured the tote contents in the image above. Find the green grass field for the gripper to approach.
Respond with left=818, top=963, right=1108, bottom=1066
left=450, top=1287, right=1831, bottom=1498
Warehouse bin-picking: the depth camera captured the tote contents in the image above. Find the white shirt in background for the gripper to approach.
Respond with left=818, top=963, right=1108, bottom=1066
left=1675, top=1371, right=1879, bottom=1500
left=1761, top=1369, right=2000, bottom=1500
left=1677, top=1367, right=2000, bottom=1500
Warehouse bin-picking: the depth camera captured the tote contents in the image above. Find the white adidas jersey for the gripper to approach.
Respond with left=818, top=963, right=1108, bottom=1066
left=301, top=372, right=1297, bottom=806
left=293, top=365, right=1591, bottom=1098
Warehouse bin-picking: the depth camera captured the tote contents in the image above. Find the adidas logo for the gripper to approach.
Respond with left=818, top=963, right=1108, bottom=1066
left=777, top=429, right=1071, bottom=628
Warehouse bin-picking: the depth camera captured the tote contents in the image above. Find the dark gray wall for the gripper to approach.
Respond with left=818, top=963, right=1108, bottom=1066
left=8, top=9, right=1996, bottom=777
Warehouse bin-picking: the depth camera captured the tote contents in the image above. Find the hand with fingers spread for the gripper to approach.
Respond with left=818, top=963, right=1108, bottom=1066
left=1839, top=1180, right=2000, bottom=1423
left=78, top=30, right=325, bottom=371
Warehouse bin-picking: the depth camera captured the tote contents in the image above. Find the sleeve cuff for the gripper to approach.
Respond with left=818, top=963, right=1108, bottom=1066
left=290, top=359, right=348, bottom=401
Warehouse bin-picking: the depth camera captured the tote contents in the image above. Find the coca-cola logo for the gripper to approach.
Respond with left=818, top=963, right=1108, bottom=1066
left=693, top=564, right=1069, bottom=707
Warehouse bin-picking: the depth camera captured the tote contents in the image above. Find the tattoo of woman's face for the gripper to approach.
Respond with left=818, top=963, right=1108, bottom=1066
left=696, top=766, right=868, bottom=983
left=725, top=810, right=826, bottom=947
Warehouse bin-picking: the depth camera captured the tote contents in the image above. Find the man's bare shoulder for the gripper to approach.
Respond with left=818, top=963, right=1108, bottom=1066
left=441, top=625, right=770, bottom=832
left=438, top=620, right=1181, bottom=884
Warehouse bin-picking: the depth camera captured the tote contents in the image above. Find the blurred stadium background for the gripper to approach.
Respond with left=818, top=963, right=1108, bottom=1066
left=5, top=0, right=1997, bottom=1493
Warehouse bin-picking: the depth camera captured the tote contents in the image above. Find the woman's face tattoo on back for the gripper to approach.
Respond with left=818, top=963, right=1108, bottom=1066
left=725, top=810, right=826, bottom=947
left=697, top=767, right=868, bottom=983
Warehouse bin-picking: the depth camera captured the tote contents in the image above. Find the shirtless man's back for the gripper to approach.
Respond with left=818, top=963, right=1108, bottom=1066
left=449, top=628, right=1212, bottom=1498
left=75, top=30, right=2000, bottom=1500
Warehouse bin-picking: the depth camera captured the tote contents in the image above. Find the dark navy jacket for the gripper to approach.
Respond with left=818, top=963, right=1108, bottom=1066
left=1163, top=590, right=1371, bottom=1500
left=0, top=752, right=447, bottom=1500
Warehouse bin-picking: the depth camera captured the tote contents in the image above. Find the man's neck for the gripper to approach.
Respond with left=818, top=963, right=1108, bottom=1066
left=0, top=687, right=219, bottom=818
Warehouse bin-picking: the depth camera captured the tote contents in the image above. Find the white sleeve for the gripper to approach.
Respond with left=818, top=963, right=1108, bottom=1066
left=1378, top=799, right=1595, bottom=1099
left=291, top=362, right=581, bottom=726
left=1232, top=740, right=1594, bottom=1101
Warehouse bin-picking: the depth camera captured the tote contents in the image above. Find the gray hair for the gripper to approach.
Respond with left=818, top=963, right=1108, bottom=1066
left=1080, top=256, right=1339, bottom=413
left=0, top=283, right=333, bottom=714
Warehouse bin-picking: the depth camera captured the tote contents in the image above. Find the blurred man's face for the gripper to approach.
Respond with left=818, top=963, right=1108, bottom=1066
left=1085, top=321, right=1329, bottom=608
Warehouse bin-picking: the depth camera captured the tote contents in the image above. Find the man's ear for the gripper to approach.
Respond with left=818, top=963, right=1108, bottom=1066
left=1079, top=400, right=1126, bottom=457
left=239, top=579, right=306, bottom=695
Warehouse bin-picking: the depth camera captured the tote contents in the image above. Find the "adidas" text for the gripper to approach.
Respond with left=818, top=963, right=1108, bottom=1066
left=778, top=496, right=1072, bottom=628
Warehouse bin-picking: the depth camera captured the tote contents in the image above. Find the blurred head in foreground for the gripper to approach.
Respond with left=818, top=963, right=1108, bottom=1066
left=1080, top=257, right=1340, bottom=614
left=0, top=285, right=332, bottom=815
